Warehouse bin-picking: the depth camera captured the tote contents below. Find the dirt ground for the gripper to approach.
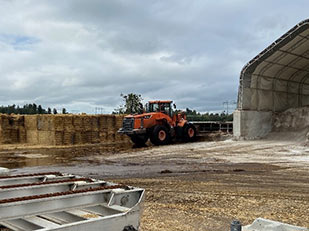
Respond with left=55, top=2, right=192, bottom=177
left=0, top=136, right=308, bottom=230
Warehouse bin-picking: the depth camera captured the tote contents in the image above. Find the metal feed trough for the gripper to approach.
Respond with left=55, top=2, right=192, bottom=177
left=0, top=172, right=144, bottom=231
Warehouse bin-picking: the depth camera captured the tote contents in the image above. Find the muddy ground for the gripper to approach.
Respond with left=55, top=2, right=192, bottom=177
left=0, top=136, right=308, bottom=230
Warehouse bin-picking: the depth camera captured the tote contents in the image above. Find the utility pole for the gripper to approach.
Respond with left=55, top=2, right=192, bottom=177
left=223, top=101, right=229, bottom=115
left=223, top=101, right=237, bottom=115
left=95, top=107, right=104, bottom=114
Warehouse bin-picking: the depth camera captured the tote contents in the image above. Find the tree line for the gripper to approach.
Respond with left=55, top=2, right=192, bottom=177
left=0, top=104, right=67, bottom=115
left=185, top=108, right=233, bottom=122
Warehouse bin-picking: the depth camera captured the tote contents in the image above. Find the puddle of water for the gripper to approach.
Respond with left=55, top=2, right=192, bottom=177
left=14, top=153, right=49, bottom=158
left=0, top=142, right=137, bottom=169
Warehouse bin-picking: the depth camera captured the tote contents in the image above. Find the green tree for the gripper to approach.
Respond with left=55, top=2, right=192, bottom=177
left=32, top=103, right=37, bottom=114
left=38, top=105, right=43, bottom=114
left=113, top=93, right=143, bottom=114
left=53, top=108, right=58, bottom=114
left=47, top=107, right=52, bottom=114
left=62, top=108, right=67, bottom=114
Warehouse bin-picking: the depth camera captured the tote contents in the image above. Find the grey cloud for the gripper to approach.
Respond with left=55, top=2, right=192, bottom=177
left=1, top=0, right=309, bottom=113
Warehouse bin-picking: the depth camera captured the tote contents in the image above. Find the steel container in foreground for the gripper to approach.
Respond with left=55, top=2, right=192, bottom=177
left=0, top=172, right=144, bottom=231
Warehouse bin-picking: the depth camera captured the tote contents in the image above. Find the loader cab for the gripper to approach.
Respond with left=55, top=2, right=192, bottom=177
left=147, top=101, right=173, bottom=117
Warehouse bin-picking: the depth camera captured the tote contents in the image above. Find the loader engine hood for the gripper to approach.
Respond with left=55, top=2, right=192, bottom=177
left=125, top=113, right=157, bottom=119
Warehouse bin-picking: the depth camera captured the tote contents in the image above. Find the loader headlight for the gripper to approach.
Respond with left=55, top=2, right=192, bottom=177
left=144, top=115, right=152, bottom=119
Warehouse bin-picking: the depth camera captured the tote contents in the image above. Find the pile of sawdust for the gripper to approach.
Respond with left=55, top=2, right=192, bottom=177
left=268, top=107, right=309, bottom=142
left=273, top=106, right=309, bottom=131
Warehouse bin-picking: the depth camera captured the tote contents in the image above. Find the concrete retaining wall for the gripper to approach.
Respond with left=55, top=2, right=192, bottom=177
left=233, top=110, right=272, bottom=139
left=234, top=107, right=309, bottom=140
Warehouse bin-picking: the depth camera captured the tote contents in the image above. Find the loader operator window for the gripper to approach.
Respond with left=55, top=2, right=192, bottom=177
left=149, top=103, right=160, bottom=112
left=149, top=103, right=172, bottom=116
left=160, top=103, right=171, bottom=115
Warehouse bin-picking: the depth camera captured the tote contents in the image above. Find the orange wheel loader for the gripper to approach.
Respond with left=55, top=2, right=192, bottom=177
left=118, top=100, right=196, bottom=146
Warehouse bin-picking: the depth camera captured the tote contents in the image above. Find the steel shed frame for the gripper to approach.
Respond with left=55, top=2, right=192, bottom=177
left=238, top=19, right=309, bottom=112
left=235, top=19, right=309, bottom=139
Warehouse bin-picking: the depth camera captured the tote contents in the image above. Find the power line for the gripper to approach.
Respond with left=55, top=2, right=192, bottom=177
left=223, top=100, right=237, bottom=115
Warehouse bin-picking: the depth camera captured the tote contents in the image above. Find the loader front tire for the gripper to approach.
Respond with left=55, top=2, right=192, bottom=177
left=150, top=125, right=170, bottom=145
left=130, top=135, right=148, bottom=146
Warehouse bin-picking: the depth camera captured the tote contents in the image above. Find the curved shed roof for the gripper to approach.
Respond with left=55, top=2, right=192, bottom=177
left=238, top=19, right=309, bottom=112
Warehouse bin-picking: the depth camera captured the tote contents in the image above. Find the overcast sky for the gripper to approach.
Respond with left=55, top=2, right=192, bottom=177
left=0, top=0, right=309, bottom=114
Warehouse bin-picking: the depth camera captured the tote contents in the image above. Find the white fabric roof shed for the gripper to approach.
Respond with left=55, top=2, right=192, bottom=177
left=238, top=19, right=309, bottom=112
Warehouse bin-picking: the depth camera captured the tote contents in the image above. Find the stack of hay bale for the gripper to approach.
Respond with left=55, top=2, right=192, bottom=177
left=24, top=115, right=54, bottom=145
left=98, top=114, right=128, bottom=143
left=0, top=114, right=128, bottom=146
left=0, top=114, right=26, bottom=144
left=25, top=114, right=128, bottom=146
left=115, top=115, right=126, bottom=142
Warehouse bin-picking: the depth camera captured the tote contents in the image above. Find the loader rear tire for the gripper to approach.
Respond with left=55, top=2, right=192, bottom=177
left=150, top=125, right=170, bottom=146
left=182, top=123, right=196, bottom=142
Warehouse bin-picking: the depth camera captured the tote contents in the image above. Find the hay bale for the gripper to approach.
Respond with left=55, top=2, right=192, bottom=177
left=63, top=131, right=74, bottom=145
left=19, top=127, right=27, bottom=143
left=38, top=131, right=55, bottom=145
left=73, top=116, right=82, bottom=131
left=0, top=130, right=10, bottom=144
left=72, top=132, right=82, bottom=144
left=53, top=116, right=64, bottom=131
left=82, top=116, right=92, bottom=131
left=0, top=120, right=2, bottom=144
left=63, top=116, right=74, bottom=132
left=16, top=115, right=25, bottom=126
left=0, top=115, right=17, bottom=129
left=106, top=115, right=116, bottom=129
left=0, top=129, right=19, bottom=144
left=98, top=115, right=107, bottom=131
left=0, top=115, right=26, bottom=144
left=115, top=115, right=124, bottom=129
left=91, top=116, right=99, bottom=131
left=55, top=131, right=64, bottom=145
left=26, top=130, right=39, bottom=144
left=25, top=115, right=38, bottom=130
left=9, top=115, right=25, bottom=129
left=99, top=115, right=116, bottom=130
left=91, top=131, right=100, bottom=143
left=105, top=116, right=116, bottom=143
left=13, top=129, right=21, bottom=143
left=81, top=131, right=92, bottom=143
left=107, top=130, right=115, bottom=142
left=99, top=131, right=108, bottom=142
left=0, top=130, right=7, bottom=144
left=0, top=114, right=10, bottom=128
left=37, top=115, right=54, bottom=131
